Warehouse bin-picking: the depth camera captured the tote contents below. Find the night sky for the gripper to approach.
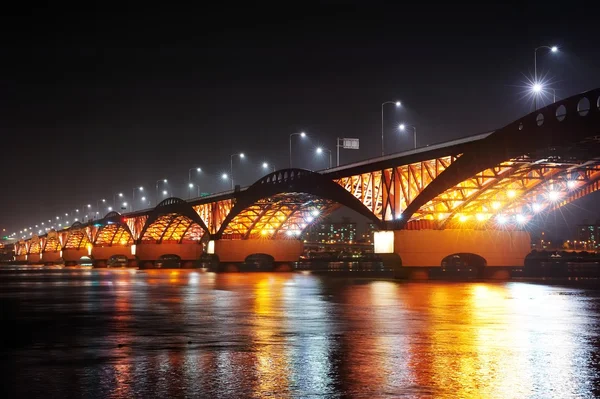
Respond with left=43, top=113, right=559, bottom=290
left=1, top=2, right=599, bottom=240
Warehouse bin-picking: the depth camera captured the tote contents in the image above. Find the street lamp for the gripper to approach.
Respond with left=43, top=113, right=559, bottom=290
left=230, top=152, right=245, bottom=190
left=156, top=179, right=167, bottom=204
left=381, top=101, right=402, bottom=156
left=97, top=199, right=106, bottom=217
left=188, top=182, right=200, bottom=198
left=132, top=186, right=143, bottom=211
left=399, top=124, right=417, bottom=149
left=113, top=193, right=123, bottom=209
left=533, top=45, right=558, bottom=109
left=289, top=131, right=307, bottom=168
left=316, top=147, right=332, bottom=169
left=188, top=167, right=202, bottom=183
left=262, top=162, right=275, bottom=173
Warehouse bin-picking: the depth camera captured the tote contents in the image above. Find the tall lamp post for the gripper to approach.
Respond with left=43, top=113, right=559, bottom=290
left=97, top=199, right=106, bottom=217
left=83, top=204, right=91, bottom=221
left=399, top=124, right=417, bottom=149
left=188, top=183, right=200, bottom=198
left=230, top=152, right=245, bottom=190
left=533, top=45, right=558, bottom=109
left=381, top=101, right=401, bottom=156
left=188, top=167, right=201, bottom=183
left=113, top=193, right=123, bottom=210
left=289, top=131, right=306, bottom=168
left=132, top=187, right=143, bottom=211
left=316, top=147, right=332, bottom=169
left=155, top=179, right=167, bottom=204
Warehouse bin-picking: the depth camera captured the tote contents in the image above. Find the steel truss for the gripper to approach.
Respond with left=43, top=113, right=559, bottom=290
left=94, top=223, right=134, bottom=247
left=64, top=227, right=93, bottom=249
left=193, top=199, right=234, bottom=235
left=334, top=156, right=457, bottom=221
left=140, top=212, right=204, bottom=244
left=221, top=193, right=336, bottom=239
left=42, top=234, right=62, bottom=252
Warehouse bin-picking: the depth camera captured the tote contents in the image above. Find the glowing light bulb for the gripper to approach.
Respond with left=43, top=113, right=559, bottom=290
left=547, top=190, right=560, bottom=201
left=507, top=190, right=516, bottom=198
left=476, top=213, right=485, bottom=221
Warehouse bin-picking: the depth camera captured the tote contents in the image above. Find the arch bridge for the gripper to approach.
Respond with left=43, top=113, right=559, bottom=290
left=13, top=89, right=600, bottom=273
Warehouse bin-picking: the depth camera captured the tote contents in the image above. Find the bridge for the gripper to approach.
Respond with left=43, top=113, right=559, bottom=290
left=12, top=89, right=600, bottom=277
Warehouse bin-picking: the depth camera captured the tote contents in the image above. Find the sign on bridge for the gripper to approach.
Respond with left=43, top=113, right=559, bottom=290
left=342, top=138, right=359, bottom=149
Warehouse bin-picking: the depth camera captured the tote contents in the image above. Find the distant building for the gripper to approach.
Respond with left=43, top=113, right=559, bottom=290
left=570, top=220, right=600, bottom=250
left=304, top=217, right=357, bottom=244
left=360, top=223, right=379, bottom=244
left=532, top=231, right=553, bottom=250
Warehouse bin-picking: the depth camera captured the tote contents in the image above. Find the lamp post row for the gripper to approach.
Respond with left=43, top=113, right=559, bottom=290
left=25, top=44, right=563, bottom=232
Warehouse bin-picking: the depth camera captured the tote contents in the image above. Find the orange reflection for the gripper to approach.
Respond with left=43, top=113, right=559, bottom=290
left=250, top=275, right=291, bottom=396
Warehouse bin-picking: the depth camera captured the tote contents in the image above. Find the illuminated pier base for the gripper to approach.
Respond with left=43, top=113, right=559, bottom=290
left=136, top=243, right=203, bottom=268
left=62, top=248, right=88, bottom=266
left=39, top=251, right=62, bottom=264
left=15, top=254, right=26, bottom=262
left=375, top=229, right=531, bottom=279
left=91, top=246, right=136, bottom=267
left=27, top=254, right=41, bottom=263
left=210, top=239, right=304, bottom=263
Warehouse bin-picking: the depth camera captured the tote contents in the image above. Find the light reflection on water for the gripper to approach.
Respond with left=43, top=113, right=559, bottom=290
left=0, top=268, right=599, bottom=398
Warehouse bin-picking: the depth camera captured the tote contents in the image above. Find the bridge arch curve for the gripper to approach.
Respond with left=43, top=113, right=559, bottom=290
left=93, top=212, right=135, bottom=247
left=398, top=88, right=600, bottom=228
left=138, top=197, right=208, bottom=244
left=42, top=230, right=62, bottom=253
left=64, top=222, right=92, bottom=250
left=216, top=169, right=384, bottom=239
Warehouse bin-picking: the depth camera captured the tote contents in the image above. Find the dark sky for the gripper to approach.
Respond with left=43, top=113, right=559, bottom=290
left=1, top=2, right=599, bottom=240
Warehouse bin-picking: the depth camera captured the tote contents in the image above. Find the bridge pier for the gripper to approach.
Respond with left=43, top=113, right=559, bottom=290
left=27, top=254, right=41, bottom=264
left=92, top=246, right=135, bottom=268
left=209, top=239, right=304, bottom=270
left=376, top=229, right=531, bottom=279
left=136, top=243, right=203, bottom=269
left=62, top=248, right=89, bottom=266
left=40, top=251, right=62, bottom=265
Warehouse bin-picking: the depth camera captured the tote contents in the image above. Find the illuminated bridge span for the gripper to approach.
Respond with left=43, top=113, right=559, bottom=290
left=14, top=89, right=600, bottom=274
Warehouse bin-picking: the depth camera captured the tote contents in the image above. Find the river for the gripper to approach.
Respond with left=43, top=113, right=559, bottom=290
left=1, top=267, right=599, bottom=398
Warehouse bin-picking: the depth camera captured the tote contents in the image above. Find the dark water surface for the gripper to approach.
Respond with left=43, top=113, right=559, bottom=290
left=1, top=267, right=599, bottom=398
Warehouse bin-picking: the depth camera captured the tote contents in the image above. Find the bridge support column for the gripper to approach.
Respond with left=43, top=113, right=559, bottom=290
left=27, top=254, right=41, bottom=264
left=62, top=248, right=89, bottom=266
left=136, top=243, right=203, bottom=269
left=375, top=229, right=531, bottom=279
left=210, top=239, right=304, bottom=267
left=92, top=246, right=135, bottom=267
left=40, top=251, right=62, bottom=264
